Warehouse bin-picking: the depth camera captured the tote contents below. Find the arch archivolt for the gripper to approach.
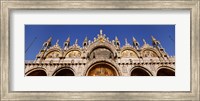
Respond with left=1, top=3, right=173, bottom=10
left=44, top=49, right=62, bottom=59
left=140, top=48, right=161, bottom=58
left=64, top=48, right=82, bottom=58
left=86, top=41, right=117, bottom=56
left=130, top=66, right=153, bottom=76
left=121, top=47, right=140, bottom=58
left=25, top=67, right=47, bottom=76
left=52, top=66, right=75, bottom=76
left=83, top=59, right=121, bottom=76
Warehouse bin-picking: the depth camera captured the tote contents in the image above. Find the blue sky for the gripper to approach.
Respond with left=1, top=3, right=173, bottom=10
left=25, top=25, right=175, bottom=60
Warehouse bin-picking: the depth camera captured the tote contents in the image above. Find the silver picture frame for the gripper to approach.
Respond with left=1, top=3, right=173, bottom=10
left=1, top=0, right=199, bottom=100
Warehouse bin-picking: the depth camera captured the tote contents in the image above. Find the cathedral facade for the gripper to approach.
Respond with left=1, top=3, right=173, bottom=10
left=25, top=30, right=175, bottom=76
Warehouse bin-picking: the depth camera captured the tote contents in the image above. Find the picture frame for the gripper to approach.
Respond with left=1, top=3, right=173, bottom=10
left=1, top=0, right=199, bottom=100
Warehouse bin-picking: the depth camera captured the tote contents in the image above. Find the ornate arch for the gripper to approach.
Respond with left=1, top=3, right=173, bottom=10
left=121, top=46, right=140, bottom=58
left=87, top=41, right=117, bottom=56
left=140, top=48, right=161, bottom=58
left=130, top=66, right=153, bottom=76
left=44, top=48, right=62, bottom=58
left=83, top=59, right=121, bottom=76
left=25, top=67, right=47, bottom=76
left=52, top=67, right=75, bottom=76
left=64, top=47, right=82, bottom=57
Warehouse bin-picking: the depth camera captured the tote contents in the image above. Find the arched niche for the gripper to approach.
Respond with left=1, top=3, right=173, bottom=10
left=157, top=68, right=175, bottom=76
left=53, top=67, right=75, bottom=76
left=131, top=67, right=152, bottom=76
left=26, top=69, right=47, bottom=76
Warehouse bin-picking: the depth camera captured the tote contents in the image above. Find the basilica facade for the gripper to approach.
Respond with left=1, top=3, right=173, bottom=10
left=25, top=30, right=175, bottom=76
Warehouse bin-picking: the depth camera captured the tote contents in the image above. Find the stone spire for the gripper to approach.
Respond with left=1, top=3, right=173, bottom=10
left=132, top=37, right=139, bottom=49
left=83, top=36, right=88, bottom=47
left=42, top=37, right=52, bottom=50
left=151, top=35, right=162, bottom=48
left=151, top=35, right=156, bottom=41
left=64, top=36, right=70, bottom=49
left=114, top=36, right=120, bottom=47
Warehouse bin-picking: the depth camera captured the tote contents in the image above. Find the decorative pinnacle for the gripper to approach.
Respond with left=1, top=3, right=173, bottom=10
left=143, top=39, right=147, bottom=44
left=47, top=37, right=52, bottom=42
left=132, top=37, right=136, bottom=41
left=66, top=37, right=70, bottom=42
left=151, top=35, right=156, bottom=41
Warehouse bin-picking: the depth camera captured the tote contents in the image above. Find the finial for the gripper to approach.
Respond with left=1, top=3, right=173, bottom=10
left=143, top=39, right=147, bottom=44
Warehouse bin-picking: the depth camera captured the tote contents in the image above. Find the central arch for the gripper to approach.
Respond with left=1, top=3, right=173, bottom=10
left=86, top=62, right=119, bottom=76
